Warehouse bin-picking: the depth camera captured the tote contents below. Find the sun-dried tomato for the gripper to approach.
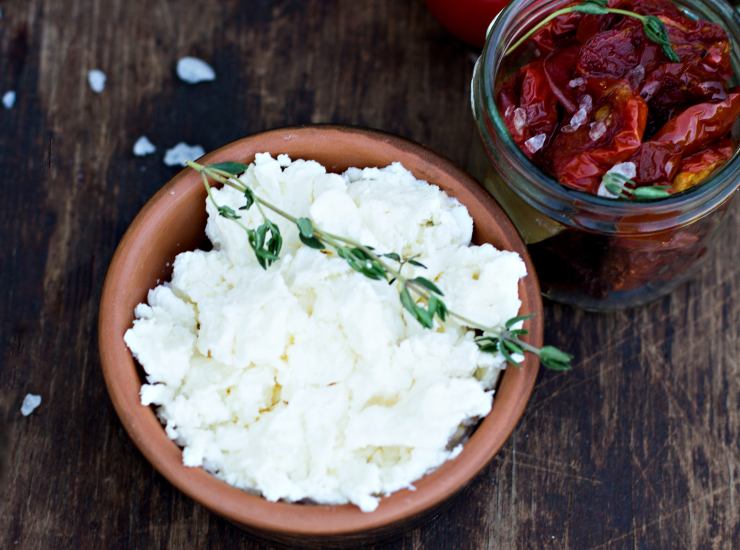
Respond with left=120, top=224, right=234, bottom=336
left=531, top=11, right=583, bottom=54
left=546, top=83, right=647, bottom=192
left=497, top=61, right=559, bottom=158
left=621, top=0, right=686, bottom=20
left=650, top=93, right=740, bottom=155
left=497, top=0, right=736, bottom=198
left=630, top=141, right=682, bottom=184
left=544, top=45, right=580, bottom=113
left=672, top=139, right=734, bottom=192
left=577, top=27, right=640, bottom=80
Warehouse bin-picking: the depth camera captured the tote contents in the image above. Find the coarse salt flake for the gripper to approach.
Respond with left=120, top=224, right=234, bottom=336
left=627, top=65, right=646, bottom=89
left=133, top=136, right=157, bottom=157
left=21, top=393, right=42, bottom=416
left=607, top=161, right=637, bottom=180
left=589, top=121, right=607, bottom=141
left=2, top=90, right=15, bottom=109
left=164, top=142, right=205, bottom=166
left=524, top=133, right=547, bottom=154
left=579, top=94, right=593, bottom=111
left=88, top=69, right=106, bottom=93
left=513, top=107, right=527, bottom=134
left=176, top=57, right=216, bottom=84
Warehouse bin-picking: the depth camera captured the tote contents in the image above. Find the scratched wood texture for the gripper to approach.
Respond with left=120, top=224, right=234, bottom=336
left=0, top=0, right=738, bottom=548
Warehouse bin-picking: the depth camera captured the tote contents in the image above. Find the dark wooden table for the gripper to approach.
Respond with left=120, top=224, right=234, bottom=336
left=1, top=0, right=738, bottom=548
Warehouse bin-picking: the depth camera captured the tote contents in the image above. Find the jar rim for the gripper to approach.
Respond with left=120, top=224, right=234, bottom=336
left=475, top=0, right=739, bottom=233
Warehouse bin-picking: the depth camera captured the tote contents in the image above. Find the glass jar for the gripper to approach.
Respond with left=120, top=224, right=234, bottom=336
left=471, top=0, right=739, bottom=310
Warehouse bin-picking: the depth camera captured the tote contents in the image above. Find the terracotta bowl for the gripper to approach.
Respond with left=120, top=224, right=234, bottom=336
left=98, top=126, right=542, bottom=543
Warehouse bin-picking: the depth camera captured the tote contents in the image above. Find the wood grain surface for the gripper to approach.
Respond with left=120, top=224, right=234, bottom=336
left=0, top=0, right=737, bottom=548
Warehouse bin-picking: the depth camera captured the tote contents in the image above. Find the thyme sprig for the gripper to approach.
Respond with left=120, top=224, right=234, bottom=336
left=506, top=0, right=680, bottom=62
left=601, top=172, right=672, bottom=200
left=186, top=160, right=573, bottom=372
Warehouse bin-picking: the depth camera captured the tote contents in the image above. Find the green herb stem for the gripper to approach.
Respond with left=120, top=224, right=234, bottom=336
left=504, top=1, right=679, bottom=62
left=185, top=159, right=573, bottom=372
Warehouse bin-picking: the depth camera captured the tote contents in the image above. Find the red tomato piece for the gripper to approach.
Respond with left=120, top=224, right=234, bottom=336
left=621, top=0, right=687, bottom=20
left=577, top=27, right=640, bottom=80
left=544, top=45, right=580, bottom=113
left=425, top=0, right=511, bottom=48
left=630, top=141, right=683, bottom=184
left=547, top=83, right=647, bottom=192
left=497, top=61, right=559, bottom=158
left=672, top=139, right=734, bottom=192
left=531, top=11, right=582, bottom=54
left=651, top=93, right=740, bottom=156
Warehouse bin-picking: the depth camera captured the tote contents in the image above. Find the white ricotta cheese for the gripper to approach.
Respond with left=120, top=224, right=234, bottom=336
left=125, top=154, right=526, bottom=512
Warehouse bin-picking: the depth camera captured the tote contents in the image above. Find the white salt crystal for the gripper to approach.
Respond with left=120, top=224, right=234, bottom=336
left=579, top=94, right=593, bottom=111
left=568, top=77, right=585, bottom=88
left=563, top=95, right=593, bottom=133
left=88, top=69, right=106, bottom=93
left=570, top=107, right=588, bottom=128
left=524, top=133, right=547, bottom=154
left=164, top=142, right=205, bottom=166
left=21, top=393, right=41, bottom=416
left=513, top=107, right=527, bottom=134
left=176, top=57, right=216, bottom=84
left=607, top=161, right=636, bottom=179
left=2, top=90, right=15, bottom=109
left=589, top=121, right=607, bottom=141
left=133, top=136, right=156, bottom=156
left=627, top=64, right=645, bottom=88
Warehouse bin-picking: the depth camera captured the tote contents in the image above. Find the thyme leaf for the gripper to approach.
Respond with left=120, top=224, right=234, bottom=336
left=187, top=159, right=573, bottom=372
left=601, top=172, right=672, bottom=200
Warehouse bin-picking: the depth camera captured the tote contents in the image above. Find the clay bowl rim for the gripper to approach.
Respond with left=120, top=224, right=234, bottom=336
left=98, top=125, right=542, bottom=538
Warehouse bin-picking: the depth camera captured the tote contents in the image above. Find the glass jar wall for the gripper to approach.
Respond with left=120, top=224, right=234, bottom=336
left=471, top=0, right=739, bottom=310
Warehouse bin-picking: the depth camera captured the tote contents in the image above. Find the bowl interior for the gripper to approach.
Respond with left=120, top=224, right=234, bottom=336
left=98, top=126, right=542, bottom=538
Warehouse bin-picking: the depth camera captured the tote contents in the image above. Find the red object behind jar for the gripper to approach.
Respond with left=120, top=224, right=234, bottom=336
left=425, top=0, right=511, bottom=48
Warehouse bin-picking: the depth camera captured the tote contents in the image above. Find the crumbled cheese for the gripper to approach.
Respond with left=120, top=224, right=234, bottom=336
left=513, top=107, right=527, bottom=134
left=2, top=90, right=15, bottom=109
left=21, top=393, right=42, bottom=416
left=524, top=133, right=547, bottom=154
left=176, top=57, right=216, bottom=84
left=125, top=154, right=525, bottom=512
left=87, top=69, right=106, bottom=93
left=589, top=121, right=607, bottom=141
left=133, top=136, right=156, bottom=156
left=163, top=142, right=205, bottom=166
